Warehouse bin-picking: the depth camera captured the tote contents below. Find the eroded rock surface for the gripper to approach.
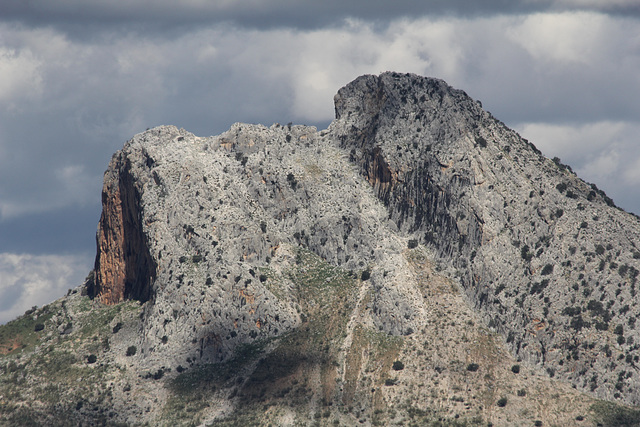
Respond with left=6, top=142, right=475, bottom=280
left=9, top=72, right=637, bottom=426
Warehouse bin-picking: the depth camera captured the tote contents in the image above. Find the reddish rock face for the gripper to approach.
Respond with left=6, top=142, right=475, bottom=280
left=94, top=187, right=127, bottom=304
left=92, top=154, right=155, bottom=305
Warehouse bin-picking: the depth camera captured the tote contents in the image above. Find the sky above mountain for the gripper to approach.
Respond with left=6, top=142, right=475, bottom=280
left=1, top=0, right=639, bottom=323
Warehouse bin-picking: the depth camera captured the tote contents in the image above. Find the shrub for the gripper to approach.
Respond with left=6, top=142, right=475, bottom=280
left=392, top=361, right=405, bottom=371
left=126, top=346, right=137, bottom=356
left=535, top=421, right=543, bottom=427
left=112, top=322, right=123, bottom=334
left=595, top=244, right=605, bottom=255
left=34, top=323, right=45, bottom=332
left=475, top=136, right=487, bottom=148
left=541, top=264, right=554, bottom=275
left=497, top=397, right=508, bottom=407
left=570, top=315, right=587, bottom=331
left=511, top=364, right=520, bottom=374
left=361, top=270, right=371, bottom=281
left=287, top=172, right=298, bottom=191
left=556, top=183, right=567, bottom=193
left=517, top=389, right=527, bottom=396
left=384, top=378, right=396, bottom=386
left=87, top=354, right=97, bottom=364
left=466, top=363, right=479, bottom=372
left=407, top=239, right=418, bottom=249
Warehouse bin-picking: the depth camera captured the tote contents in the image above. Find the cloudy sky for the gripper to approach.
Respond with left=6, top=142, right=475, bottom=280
left=1, top=0, right=639, bottom=323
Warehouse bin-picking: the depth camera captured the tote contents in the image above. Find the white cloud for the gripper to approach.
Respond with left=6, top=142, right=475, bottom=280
left=0, top=47, right=42, bottom=110
left=507, top=12, right=608, bottom=65
left=0, top=252, right=92, bottom=324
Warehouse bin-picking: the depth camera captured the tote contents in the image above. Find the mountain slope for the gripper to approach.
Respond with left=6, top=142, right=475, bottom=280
left=1, top=72, right=640, bottom=426
left=331, top=73, right=640, bottom=405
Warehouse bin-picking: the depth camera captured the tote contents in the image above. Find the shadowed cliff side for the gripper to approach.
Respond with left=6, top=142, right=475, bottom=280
left=91, top=150, right=156, bottom=304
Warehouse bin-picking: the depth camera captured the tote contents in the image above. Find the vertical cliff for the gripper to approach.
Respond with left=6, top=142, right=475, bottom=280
left=92, top=151, right=156, bottom=304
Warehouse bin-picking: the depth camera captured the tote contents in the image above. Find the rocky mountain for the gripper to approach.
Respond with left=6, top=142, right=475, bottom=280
left=2, top=72, right=640, bottom=426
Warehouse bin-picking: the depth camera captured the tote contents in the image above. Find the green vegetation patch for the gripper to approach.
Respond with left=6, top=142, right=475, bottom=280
left=591, top=401, right=640, bottom=427
left=0, top=306, right=54, bottom=356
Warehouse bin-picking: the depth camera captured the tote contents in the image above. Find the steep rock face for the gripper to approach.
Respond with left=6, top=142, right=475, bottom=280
left=90, top=123, right=424, bottom=373
left=332, top=72, right=640, bottom=404
left=93, top=150, right=156, bottom=304
left=82, top=71, right=640, bottom=422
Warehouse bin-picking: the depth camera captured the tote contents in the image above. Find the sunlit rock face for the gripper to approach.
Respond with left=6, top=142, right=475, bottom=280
left=92, top=72, right=640, bottom=409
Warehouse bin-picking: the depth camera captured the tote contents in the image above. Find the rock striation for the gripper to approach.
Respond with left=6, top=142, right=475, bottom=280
left=333, top=73, right=640, bottom=405
left=4, top=72, right=640, bottom=426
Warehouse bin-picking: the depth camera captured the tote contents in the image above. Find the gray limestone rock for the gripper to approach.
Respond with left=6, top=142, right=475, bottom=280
left=10, top=72, right=637, bottom=426
left=93, top=73, right=640, bottom=406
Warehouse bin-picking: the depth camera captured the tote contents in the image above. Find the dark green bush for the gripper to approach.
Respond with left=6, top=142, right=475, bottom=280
left=287, top=172, right=297, bottom=191
left=466, top=363, right=479, bottom=372
left=497, top=397, right=508, bottom=407
left=392, top=361, right=405, bottom=371
left=126, top=345, right=137, bottom=356
left=511, top=364, right=520, bottom=374
left=407, top=239, right=418, bottom=249
left=87, top=354, right=97, bottom=364
left=112, top=322, right=123, bottom=333
left=34, top=323, right=44, bottom=332
left=541, top=264, right=554, bottom=275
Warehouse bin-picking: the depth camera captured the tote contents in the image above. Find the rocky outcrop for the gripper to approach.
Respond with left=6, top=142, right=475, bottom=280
left=92, top=150, right=156, bottom=304
left=332, top=72, right=640, bottom=405
left=86, top=72, right=640, bottom=417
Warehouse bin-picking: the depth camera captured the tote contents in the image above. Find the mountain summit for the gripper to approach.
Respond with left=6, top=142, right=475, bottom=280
left=2, top=72, right=640, bottom=426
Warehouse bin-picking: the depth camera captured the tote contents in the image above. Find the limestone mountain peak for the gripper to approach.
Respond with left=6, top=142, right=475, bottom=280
left=2, top=72, right=640, bottom=426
